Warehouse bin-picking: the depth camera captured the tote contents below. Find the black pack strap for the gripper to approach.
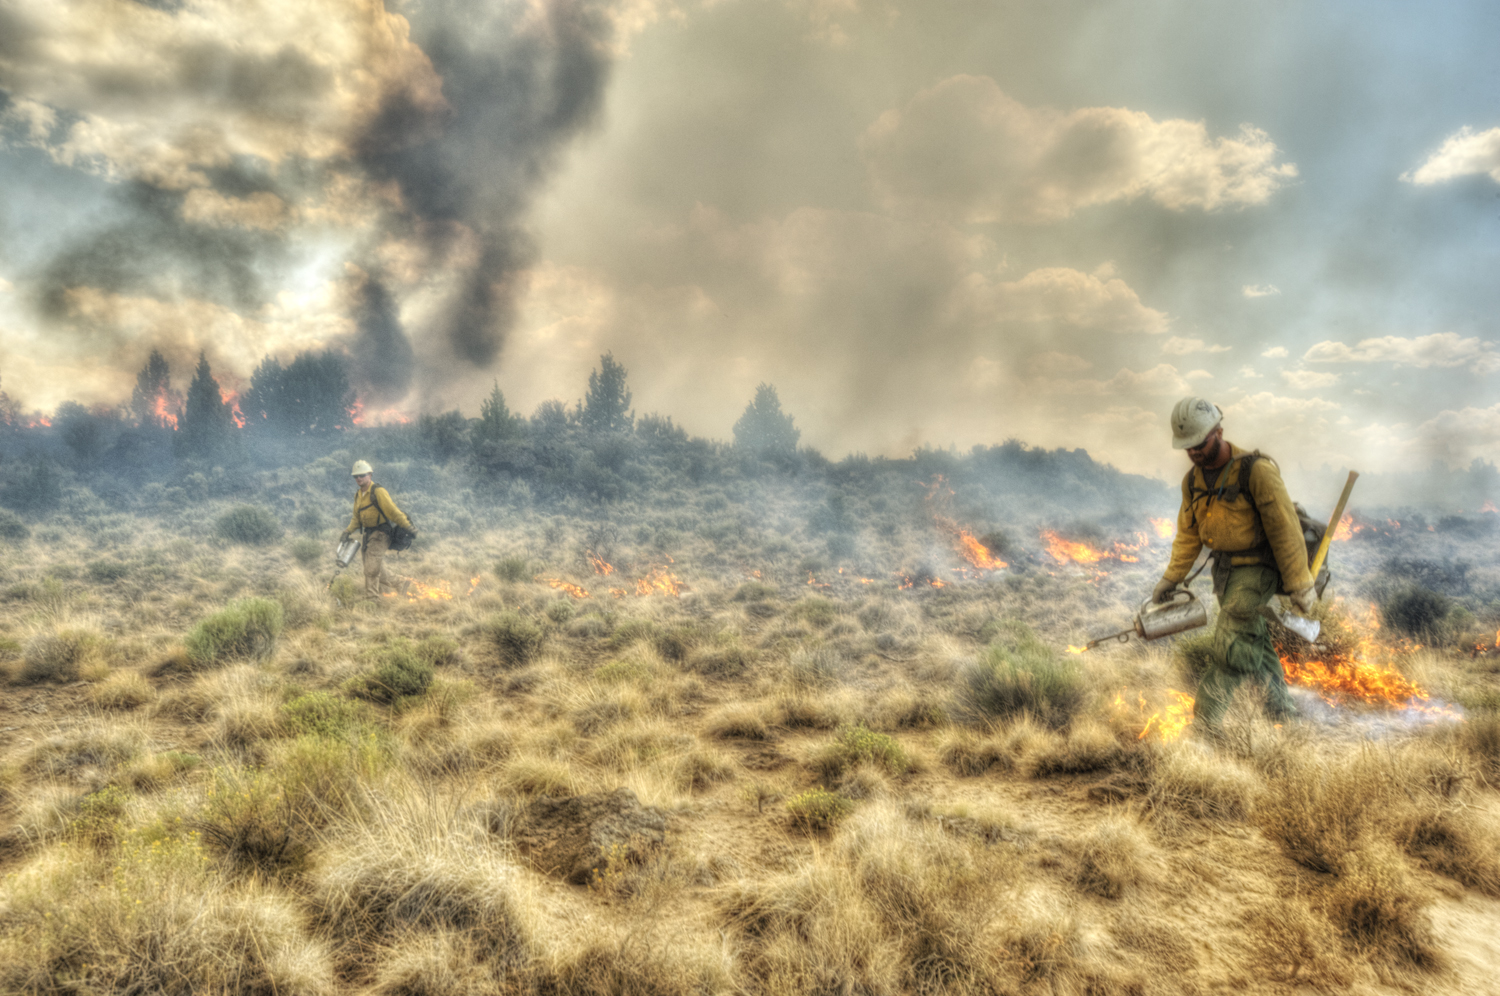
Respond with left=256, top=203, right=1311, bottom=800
left=358, top=484, right=392, bottom=532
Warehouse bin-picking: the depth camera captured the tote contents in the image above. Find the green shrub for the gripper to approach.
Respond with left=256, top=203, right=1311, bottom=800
left=282, top=692, right=367, bottom=739
left=814, top=723, right=910, bottom=779
left=416, top=634, right=463, bottom=668
left=86, top=559, right=132, bottom=583
left=329, top=574, right=361, bottom=608
left=495, top=556, right=531, bottom=583
left=0, top=508, right=30, bottom=541
left=485, top=611, right=545, bottom=668
left=1381, top=585, right=1451, bottom=641
left=546, top=599, right=575, bottom=624
left=20, top=629, right=102, bottom=684
left=350, top=643, right=434, bottom=705
left=786, top=788, right=854, bottom=833
left=184, top=598, right=285, bottom=668
left=215, top=505, right=284, bottom=546
left=962, top=623, right=1083, bottom=726
left=288, top=537, right=324, bottom=568
left=292, top=505, right=325, bottom=536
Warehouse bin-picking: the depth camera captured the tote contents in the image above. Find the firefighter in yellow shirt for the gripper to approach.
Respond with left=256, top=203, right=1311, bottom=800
left=342, top=460, right=415, bottom=600
left=1153, top=398, right=1316, bottom=732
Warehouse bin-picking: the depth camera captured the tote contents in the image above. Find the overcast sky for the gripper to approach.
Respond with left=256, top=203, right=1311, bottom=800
left=1, top=0, right=1497, bottom=482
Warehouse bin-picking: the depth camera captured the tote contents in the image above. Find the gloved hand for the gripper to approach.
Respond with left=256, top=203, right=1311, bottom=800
left=1290, top=586, right=1318, bottom=615
left=1152, top=578, right=1179, bottom=604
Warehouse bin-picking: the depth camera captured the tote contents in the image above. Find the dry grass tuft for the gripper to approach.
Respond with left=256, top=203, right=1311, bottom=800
left=1068, top=813, right=1156, bottom=899
left=1144, top=741, right=1261, bottom=826
left=704, top=703, right=772, bottom=740
left=310, top=803, right=538, bottom=971
left=88, top=670, right=155, bottom=710
left=0, top=837, right=333, bottom=995
left=1029, top=716, right=1127, bottom=777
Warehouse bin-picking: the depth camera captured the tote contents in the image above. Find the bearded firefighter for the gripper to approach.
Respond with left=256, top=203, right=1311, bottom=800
left=342, top=460, right=415, bottom=600
left=1153, top=398, right=1316, bottom=732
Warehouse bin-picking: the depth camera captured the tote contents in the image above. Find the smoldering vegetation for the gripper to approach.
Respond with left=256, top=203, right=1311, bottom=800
left=0, top=351, right=1497, bottom=995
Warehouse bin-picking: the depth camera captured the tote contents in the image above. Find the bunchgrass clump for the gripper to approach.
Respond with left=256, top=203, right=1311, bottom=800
left=786, top=787, right=854, bottom=833
left=495, top=556, right=531, bottom=583
left=485, top=612, right=545, bottom=668
left=288, top=537, right=324, bottom=568
left=184, top=598, right=284, bottom=668
left=215, top=504, right=285, bottom=546
left=20, top=628, right=104, bottom=684
left=961, top=623, right=1083, bottom=726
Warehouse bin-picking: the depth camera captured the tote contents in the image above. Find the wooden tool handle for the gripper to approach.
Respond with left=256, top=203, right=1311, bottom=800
left=1309, top=470, right=1359, bottom=580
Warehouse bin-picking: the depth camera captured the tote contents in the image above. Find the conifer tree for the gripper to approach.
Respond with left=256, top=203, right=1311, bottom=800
left=579, top=352, right=633, bottom=434
left=733, top=383, right=801, bottom=455
left=176, top=352, right=233, bottom=458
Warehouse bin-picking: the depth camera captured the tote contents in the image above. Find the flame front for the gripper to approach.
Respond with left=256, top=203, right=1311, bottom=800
left=954, top=527, right=1007, bottom=570
left=1150, top=517, right=1175, bottom=540
left=588, top=551, right=614, bottom=576
left=1332, top=513, right=1353, bottom=542
left=540, top=578, right=590, bottom=598
left=1113, top=689, right=1195, bottom=742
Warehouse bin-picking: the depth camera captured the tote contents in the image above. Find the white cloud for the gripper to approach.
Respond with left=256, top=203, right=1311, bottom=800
left=1242, top=284, right=1280, bottom=298
left=0, top=0, right=444, bottom=192
left=1281, top=369, right=1340, bottom=389
left=979, top=267, right=1169, bottom=334
left=1402, top=126, right=1500, bottom=185
left=1261, top=346, right=1288, bottom=358
left=1238, top=365, right=1262, bottom=379
left=1161, top=336, right=1231, bottom=355
left=1303, top=332, right=1500, bottom=373
left=1185, top=369, right=1214, bottom=380
left=861, top=75, right=1297, bottom=223
left=1415, top=403, right=1500, bottom=467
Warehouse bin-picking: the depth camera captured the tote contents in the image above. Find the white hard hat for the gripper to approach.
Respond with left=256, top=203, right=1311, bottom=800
left=351, top=459, right=374, bottom=476
left=1169, top=397, right=1221, bottom=450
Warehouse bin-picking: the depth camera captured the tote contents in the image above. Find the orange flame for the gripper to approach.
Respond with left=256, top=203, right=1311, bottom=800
left=1483, top=500, right=1498, bottom=514
left=405, top=579, right=455, bottom=602
left=953, top=527, right=1008, bottom=570
left=1066, top=645, right=1086, bottom=654
left=587, top=551, right=614, bottom=576
left=1115, top=689, right=1195, bottom=742
left=540, top=578, right=590, bottom=598
left=635, top=565, right=682, bottom=596
left=1149, top=517, right=1174, bottom=540
left=218, top=386, right=247, bottom=429
left=153, top=392, right=179, bottom=430
left=25, top=415, right=52, bottom=428
left=1332, top=513, right=1353, bottom=542
left=1277, top=606, right=1454, bottom=717
left=1040, top=529, right=1145, bottom=568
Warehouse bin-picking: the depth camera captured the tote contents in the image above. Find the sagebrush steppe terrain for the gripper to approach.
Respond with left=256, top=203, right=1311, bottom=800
left=0, top=440, right=1498, bottom=995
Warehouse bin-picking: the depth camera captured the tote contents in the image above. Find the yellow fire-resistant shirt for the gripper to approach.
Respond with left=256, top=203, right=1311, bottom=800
left=346, top=484, right=413, bottom=534
left=1163, top=443, right=1314, bottom=593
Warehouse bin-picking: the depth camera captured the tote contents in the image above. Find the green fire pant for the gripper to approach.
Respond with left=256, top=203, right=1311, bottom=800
left=1195, top=564, right=1300, bottom=729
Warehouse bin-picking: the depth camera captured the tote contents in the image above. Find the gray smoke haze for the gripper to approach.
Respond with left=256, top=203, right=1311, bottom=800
left=0, top=0, right=621, bottom=402
left=354, top=0, right=615, bottom=373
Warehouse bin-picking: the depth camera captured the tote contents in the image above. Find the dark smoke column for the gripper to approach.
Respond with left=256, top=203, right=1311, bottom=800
left=354, top=0, right=615, bottom=386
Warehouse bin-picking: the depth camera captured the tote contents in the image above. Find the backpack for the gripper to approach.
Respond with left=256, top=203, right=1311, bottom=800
left=1193, top=452, right=1330, bottom=596
left=363, top=484, right=417, bottom=552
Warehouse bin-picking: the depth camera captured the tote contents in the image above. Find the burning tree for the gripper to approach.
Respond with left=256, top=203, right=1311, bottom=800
left=130, top=350, right=182, bottom=430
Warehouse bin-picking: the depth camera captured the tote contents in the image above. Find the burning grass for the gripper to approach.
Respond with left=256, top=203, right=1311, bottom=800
left=0, top=494, right=1497, bottom=994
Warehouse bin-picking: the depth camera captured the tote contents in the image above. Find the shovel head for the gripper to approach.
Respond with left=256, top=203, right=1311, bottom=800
left=1260, top=602, right=1321, bottom=643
